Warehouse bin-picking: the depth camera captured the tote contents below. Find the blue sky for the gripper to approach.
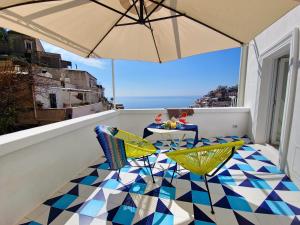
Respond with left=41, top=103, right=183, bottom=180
left=42, top=41, right=241, bottom=98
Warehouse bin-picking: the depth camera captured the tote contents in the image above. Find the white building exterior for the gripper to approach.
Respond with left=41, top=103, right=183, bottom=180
left=244, top=5, right=300, bottom=187
left=34, top=69, right=104, bottom=109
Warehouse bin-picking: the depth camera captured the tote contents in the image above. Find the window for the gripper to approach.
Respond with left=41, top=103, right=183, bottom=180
left=14, top=65, right=21, bottom=72
left=89, top=79, right=96, bottom=88
left=24, top=40, right=33, bottom=51
left=49, top=94, right=57, bottom=108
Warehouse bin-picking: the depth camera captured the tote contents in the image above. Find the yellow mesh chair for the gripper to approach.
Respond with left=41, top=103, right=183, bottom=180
left=166, top=140, right=244, bottom=214
left=115, top=129, right=156, bottom=158
left=114, top=129, right=157, bottom=183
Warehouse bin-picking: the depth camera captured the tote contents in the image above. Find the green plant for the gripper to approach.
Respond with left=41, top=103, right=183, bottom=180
left=0, top=63, right=33, bottom=134
left=0, top=106, right=17, bottom=135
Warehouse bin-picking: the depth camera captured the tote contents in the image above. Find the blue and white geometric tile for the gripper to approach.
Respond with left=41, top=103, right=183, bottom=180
left=18, top=136, right=300, bottom=225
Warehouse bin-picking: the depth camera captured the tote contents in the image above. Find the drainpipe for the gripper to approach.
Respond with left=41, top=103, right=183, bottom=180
left=237, top=44, right=249, bottom=107
left=31, top=84, right=37, bottom=120
left=112, top=59, right=116, bottom=109
left=69, top=91, right=71, bottom=107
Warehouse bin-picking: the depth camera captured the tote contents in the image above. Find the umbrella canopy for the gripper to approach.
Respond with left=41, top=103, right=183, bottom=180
left=0, top=0, right=298, bottom=63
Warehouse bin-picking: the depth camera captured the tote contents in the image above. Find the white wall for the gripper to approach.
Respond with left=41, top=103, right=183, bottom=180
left=72, top=102, right=105, bottom=118
left=244, top=6, right=300, bottom=186
left=35, top=87, right=64, bottom=109
left=119, top=108, right=250, bottom=140
left=0, top=110, right=120, bottom=225
left=62, top=91, right=83, bottom=107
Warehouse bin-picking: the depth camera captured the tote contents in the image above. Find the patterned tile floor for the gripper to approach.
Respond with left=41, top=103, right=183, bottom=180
left=19, top=136, right=300, bottom=225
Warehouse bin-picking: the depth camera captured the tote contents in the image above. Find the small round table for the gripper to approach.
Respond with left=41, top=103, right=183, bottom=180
left=147, top=127, right=188, bottom=150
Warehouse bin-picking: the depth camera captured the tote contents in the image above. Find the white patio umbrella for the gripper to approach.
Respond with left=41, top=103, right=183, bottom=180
left=0, top=0, right=298, bottom=106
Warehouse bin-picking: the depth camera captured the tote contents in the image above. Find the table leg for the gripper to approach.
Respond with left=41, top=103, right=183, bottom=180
left=178, top=134, right=186, bottom=149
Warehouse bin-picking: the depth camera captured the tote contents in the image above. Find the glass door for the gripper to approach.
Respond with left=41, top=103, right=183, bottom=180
left=270, top=56, right=289, bottom=147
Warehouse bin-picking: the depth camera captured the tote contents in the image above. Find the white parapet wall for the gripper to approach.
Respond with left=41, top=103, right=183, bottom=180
left=72, top=102, right=106, bottom=118
left=119, top=107, right=250, bottom=140
left=0, top=107, right=250, bottom=225
left=0, top=110, right=120, bottom=225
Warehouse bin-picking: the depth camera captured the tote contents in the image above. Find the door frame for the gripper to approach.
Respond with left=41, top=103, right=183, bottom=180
left=49, top=93, right=57, bottom=108
left=254, top=28, right=299, bottom=170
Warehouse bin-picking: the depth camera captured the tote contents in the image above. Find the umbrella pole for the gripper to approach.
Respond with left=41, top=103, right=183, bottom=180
left=237, top=44, right=249, bottom=107
left=112, top=59, right=116, bottom=109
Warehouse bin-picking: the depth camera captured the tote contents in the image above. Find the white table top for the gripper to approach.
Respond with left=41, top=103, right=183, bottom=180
left=147, top=128, right=182, bottom=134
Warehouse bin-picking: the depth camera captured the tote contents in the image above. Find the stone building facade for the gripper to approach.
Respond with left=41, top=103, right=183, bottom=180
left=0, top=29, right=109, bottom=125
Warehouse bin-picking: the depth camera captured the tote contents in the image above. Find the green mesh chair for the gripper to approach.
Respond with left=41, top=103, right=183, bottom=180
left=166, top=140, right=244, bottom=214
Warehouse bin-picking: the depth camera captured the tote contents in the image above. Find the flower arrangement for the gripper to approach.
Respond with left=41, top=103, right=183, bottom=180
left=154, top=112, right=188, bottom=129
left=179, top=112, right=188, bottom=124
left=161, top=117, right=183, bottom=129
left=155, top=113, right=162, bottom=124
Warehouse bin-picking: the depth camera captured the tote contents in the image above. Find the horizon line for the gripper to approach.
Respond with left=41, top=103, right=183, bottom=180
left=115, top=95, right=201, bottom=98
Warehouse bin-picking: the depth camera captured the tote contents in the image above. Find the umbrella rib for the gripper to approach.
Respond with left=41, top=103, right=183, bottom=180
left=87, top=0, right=139, bottom=57
left=116, top=15, right=183, bottom=26
left=147, top=14, right=183, bottom=23
left=144, top=0, right=166, bottom=21
left=149, top=27, right=161, bottom=63
left=115, top=22, right=151, bottom=30
left=131, top=0, right=140, bottom=18
left=144, top=5, right=162, bottom=63
left=117, top=0, right=149, bottom=29
left=148, top=0, right=244, bottom=45
left=88, top=0, right=138, bottom=22
left=115, top=21, right=140, bottom=27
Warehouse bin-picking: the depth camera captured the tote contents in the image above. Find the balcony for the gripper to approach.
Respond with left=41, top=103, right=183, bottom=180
left=1, top=108, right=300, bottom=225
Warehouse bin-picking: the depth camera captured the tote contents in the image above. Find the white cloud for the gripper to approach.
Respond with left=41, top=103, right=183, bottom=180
left=41, top=41, right=107, bottom=69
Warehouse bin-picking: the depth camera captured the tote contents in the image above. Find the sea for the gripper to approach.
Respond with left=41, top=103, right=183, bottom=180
left=115, top=96, right=199, bottom=109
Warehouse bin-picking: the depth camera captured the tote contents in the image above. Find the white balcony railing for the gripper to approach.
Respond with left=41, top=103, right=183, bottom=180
left=0, top=107, right=250, bottom=225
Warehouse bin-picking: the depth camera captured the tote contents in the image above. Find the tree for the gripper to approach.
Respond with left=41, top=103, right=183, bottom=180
left=0, top=63, right=31, bottom=134
left=0, top=28, right=8, bottom=41
left=0, top=62, right=52, bottom=134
